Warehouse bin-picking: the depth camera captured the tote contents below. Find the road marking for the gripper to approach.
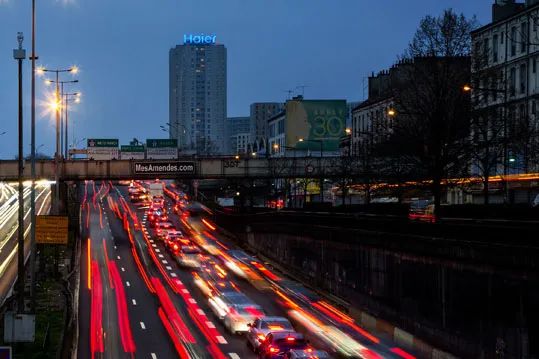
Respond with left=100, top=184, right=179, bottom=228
left=152, top=244, right=157, bottom=247
left=158, top=254, right=164, bottom=258
left=151, top=354, right=157, bottom=359
left=166, top=266, right=172, bottom=270
left=149, top=239, right=154, bottom=243
left=206, top=321, right=215, bottom=328
left=114, top=245, right=117, bottom=249
left=155, top=249, right=160, bottom=253
left=229, top=354, right=240, bottom=359
left=188, top=298, right=197, bottom=304
left=162, top=260, right=168, bottom=264
left=140, top=322, right=146, bottom=329
left=121, top=267, right=125, bottom=272
left=132, top=299, right=137, bottom=305
left=126, top=281, right=131, bottom=287
left=117, top=256, right=121, bottom=260
left=181, top=289, right=189, bottom=294
left=170, top=273, right=177, bottom=277
left=216, top=336, right=227, bottom=344
left=196, top=309, right=204, bottom=315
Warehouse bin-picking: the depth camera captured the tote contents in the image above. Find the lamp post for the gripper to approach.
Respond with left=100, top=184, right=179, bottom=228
left=37, top=66, right=78, bottom=214
left=45, top=79, right=78, bottom=159
left=62, top=92, right=80, bottom=159
left=14, top=32, right=26, bottom=313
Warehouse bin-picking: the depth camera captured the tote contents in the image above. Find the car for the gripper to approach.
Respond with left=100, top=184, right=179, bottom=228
left=207, top=291, right=265, bottom=333
left=174, top=245, right=202, bottom=268
left=149, top=211, right=168, bottom=226
left=285, top=349, right=331, bottom=359
left=152, top=195, right=165, bottom=207
left=408, top=199, right=436, bottom=223
left=246, top=317, right=294, bottom=352
left=258, top=332, right=311, bottom=359
left=154, top=221, right=175, bottom=238
left=165, top=232, right=190, bottom=253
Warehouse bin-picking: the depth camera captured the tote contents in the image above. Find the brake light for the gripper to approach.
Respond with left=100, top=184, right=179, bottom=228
left=269, top=346, right=279, bottom=353
left=268, top=325, right=283, bottom=331
left=173, top=244, right=179, bottom=251
left=257, top=334, right=266, bottom=341
left=286, top=336, right=295, bottom=341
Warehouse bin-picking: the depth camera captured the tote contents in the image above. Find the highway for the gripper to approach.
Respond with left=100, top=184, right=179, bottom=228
left=78, top=180, right=417, bottom=358
left=0, top=181, right=52, bottom=305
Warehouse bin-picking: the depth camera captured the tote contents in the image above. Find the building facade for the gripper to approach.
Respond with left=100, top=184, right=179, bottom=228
left=471, top=0, right=539, bottom=176
left=226, top=116, right=251, bottom=154
left=250, top=102, right=284, bottom=143
left=169, top=38, right=227, bottom=155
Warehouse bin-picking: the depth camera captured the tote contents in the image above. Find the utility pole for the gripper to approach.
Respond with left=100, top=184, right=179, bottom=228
left=29, top=0, right=37, bottom=312
left=14, top=32, right=26, bottom=313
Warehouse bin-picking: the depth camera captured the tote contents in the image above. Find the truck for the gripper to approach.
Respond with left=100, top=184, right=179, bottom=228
left=148, top=182, right=164, bottom=200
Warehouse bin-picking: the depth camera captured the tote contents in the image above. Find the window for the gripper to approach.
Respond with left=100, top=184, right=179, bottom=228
left=493, top=34, right=498, bottom=62
left=501, top=31, right=504, bottom=44
left=483, top=38, right=489, bottom=60
left=510, top=67, right=516, bottom=96
left=521, top=22, right=528, bottom=53
left=532, top=101, right=536, bottom=115
left=520, top=63, right=526, bottom=94
left=511, top=26, right=517, bottom=56
left=533, top=58, right=537, bottom=74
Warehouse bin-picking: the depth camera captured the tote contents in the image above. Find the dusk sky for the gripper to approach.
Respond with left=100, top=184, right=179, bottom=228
left=0, top=0, right=489, bottom=158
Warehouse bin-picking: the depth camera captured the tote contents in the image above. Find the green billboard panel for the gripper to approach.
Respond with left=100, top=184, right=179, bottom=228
left=285, top=100, right=346, bottom=151
left=146, top=139, right=178, bottom=148
left=120, top=145, right=145, bottom=152
left=87, top=139, right=119, bottom=147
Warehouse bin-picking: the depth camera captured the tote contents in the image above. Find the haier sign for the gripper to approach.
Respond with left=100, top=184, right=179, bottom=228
left=183, top=33, right=216, bottom=45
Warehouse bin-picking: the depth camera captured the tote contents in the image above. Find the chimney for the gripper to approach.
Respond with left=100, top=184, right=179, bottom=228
left=492, top=0, right=525, bottom=22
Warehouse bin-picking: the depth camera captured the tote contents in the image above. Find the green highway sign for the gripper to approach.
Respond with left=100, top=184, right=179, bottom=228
left=87, top=139, right=119, bottom=147
left=146, top=139, right=177, bottom=148
left=121, top=145, right=145, bottom=152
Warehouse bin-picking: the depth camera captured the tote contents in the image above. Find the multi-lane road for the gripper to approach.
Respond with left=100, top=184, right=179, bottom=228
left=0, top=182, right=51, bottom=305
left=78, top=180, right=417, bottom=359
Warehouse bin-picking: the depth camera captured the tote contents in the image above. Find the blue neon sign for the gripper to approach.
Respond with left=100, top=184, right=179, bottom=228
left=183, top=33, right=216, bottom=45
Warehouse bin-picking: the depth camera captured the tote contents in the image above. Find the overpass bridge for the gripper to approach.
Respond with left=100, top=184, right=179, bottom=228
left=0, top=157, right=362, bottom=181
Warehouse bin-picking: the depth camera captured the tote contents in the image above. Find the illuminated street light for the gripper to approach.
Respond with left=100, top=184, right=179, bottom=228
left=234, top=155, right=240, bottom=160
left=345, top=128, right=352, bottom=135
left=387, top=108, right=396, bottom=116
left=298, top=138, right=304, bottom=142
left=463, top=84, right=472, bottom=92
left=251, top=152, right=257, bottom=157
left=273, top=143, right=279, bottom=149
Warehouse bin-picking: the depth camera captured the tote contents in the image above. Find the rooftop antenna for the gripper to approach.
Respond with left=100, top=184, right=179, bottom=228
left=283, top=89, right=294, bottom=100
left=296, top=85, right=309, bottom=97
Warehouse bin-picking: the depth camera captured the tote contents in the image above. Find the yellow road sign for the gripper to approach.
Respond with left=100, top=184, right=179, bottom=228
left=36, top=215, right=68, bottom=244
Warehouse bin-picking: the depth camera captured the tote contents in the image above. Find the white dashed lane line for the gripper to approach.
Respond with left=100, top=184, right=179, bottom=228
left=126, top=281, right=131, bottom=287
left=140, top=322, right=146, bottom=330
left=155, top=249, right=160, bottom=253
left=151, top=354, right=157, bottom=359
left=229, top=354, right=240, bottom=359
left=206, top=321, right=215, bottom=328
left=166, top=266, right=172, bottom=270
left=158, top=254, right=164, bottom=258
left=162, top=260, right=168, bottom=264
left=132, top=299, right=137, bottom=305
left=170, top=273, right=177, bottom=277
left=216, top=336, right=227, bottom=344
left=117, top=256, right=121, bottom=260
left=121, top=267, right=125, bottom=272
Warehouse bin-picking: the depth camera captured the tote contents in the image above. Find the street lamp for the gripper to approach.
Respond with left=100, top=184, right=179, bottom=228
left=297, top=137, right=324, bottom=202
left=36, top=65, right=78, bottom=215
left=63, top=92, right=81, bottom=158
left=44, top=79, right=78, bottom=158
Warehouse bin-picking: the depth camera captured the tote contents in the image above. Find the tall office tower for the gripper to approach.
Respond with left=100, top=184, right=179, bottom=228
left=250, top=102, right=284, bottom=142
left=169, top=35, right=227, bottom=155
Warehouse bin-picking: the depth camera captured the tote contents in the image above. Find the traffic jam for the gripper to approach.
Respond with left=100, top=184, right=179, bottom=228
left=124, top=180, right=414, bottom=359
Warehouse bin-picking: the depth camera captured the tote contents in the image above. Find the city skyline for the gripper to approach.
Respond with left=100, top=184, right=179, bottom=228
left=0, top=1, right=489, bottom=158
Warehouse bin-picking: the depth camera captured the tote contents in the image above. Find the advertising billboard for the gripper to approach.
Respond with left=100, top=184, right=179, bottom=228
left=285, top=100, right=347, bottom=152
